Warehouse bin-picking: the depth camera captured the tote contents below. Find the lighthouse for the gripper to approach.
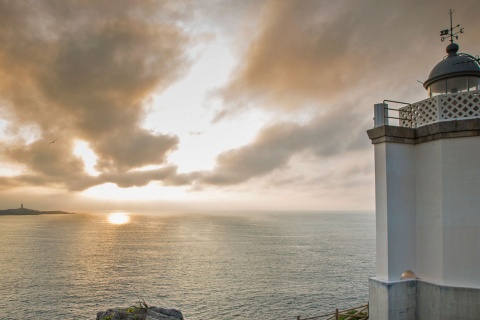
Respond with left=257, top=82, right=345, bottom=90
left=367, top=10, right=480, bottom=320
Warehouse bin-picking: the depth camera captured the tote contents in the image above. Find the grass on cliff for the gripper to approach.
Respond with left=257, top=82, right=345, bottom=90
left=100, top=300, right=149, bottom=320
left=338, top=309, right=368, bottom=320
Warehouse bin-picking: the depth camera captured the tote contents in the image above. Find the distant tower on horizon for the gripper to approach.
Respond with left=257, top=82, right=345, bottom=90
left=21, top=203, right=23, bottom=209
left=367, top=10, right=480, bottom=320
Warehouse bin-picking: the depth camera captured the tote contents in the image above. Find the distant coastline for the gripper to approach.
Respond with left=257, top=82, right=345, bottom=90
left=0, top=206, right=74, bottom=216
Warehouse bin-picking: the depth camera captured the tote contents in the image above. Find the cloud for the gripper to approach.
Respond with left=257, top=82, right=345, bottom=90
left=0, top=0, right=192, bottom=188
left=202, top=103, right=369, bottom=185
left=190, top=0, right=480, bottom=197
left=93, top=166, right=200, bottom=190
left=216, top=2, right=360, bottom=115
left=3, top=139, right=84, bottom=181
left=2, top=0, right=480, bottom=207
left=214, top=0, right=480, bottom=120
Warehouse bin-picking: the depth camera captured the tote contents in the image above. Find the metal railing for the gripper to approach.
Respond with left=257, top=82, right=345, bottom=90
left=374, top=101, right=412, bottom=128
left=384, top=100, right=413, bottom=128
left=374, top=90, right=480, bottom=129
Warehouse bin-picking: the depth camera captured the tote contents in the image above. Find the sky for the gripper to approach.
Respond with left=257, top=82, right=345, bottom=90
left=1, top=0, right=479, bottom=213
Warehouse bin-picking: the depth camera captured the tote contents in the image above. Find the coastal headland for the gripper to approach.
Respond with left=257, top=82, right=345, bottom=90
left=0, top=206, right=74, bottom=216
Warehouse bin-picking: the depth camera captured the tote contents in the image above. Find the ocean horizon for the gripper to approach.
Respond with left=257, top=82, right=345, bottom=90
left=0, top=210, right=375, bottom=320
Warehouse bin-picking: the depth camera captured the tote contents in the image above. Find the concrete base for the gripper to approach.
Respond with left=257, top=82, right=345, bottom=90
left=416, top=281, right=480, bottom=319
left=369, top=278, right=416, bottom=320
left=369, top=278, right=480, bottom=319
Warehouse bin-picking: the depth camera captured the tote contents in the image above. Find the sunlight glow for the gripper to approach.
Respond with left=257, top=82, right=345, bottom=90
left=108, top=212, right=130, bottom=224
left=73, top=140, right=99, bottom=176
left=142, top=41, right=265, bottom=173
left=0, top=162, right=25, bottom=176
left=82, top=182, right=192, bottom=201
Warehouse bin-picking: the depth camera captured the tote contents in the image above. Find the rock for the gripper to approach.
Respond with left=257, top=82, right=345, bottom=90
left=146, top=307, right=184, bottom=320
left=96, top=306, right=183, bottom=320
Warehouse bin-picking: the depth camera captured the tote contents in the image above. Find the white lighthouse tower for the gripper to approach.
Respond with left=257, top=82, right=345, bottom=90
left=367, top=11, right=480, bottom=319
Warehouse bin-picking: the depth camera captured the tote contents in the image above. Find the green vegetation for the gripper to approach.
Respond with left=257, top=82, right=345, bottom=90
left=338, top=309, right=368, bottom=320
left=99, top=300, right=149, bottom=320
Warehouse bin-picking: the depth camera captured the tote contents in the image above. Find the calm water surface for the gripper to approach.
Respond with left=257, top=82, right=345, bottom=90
left=0, top=211, right=375, bottom=319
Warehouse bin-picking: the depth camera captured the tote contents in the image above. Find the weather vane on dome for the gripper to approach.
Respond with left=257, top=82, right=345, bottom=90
left=440, top=9, right=464, bottom=43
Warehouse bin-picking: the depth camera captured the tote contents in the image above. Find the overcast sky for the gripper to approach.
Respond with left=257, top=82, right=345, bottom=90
left=1, top=0, right=479, bottom=213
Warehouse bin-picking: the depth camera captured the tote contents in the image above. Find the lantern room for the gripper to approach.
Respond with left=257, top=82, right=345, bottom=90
left=423, top=42, right=480, bottom=97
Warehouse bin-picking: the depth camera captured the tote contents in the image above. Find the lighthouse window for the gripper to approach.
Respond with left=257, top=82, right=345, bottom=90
left=468, top=77, right=480, bottom=91
left=446, top=77, right=468, bottom=94
left=429, top=79, right=447, bottom=96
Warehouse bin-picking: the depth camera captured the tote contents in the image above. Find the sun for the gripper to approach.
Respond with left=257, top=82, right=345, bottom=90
left=108, top=212, right=130, bottom=225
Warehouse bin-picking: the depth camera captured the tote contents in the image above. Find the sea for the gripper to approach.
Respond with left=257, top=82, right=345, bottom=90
left=0, top=211, right=375, bottom=320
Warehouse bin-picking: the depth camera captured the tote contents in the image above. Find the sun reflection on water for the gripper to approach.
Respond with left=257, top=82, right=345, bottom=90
left=107, top=212, right=130, bottom=224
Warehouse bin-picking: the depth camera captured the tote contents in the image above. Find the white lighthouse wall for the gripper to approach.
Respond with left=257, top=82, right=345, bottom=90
left=414, top=137, right=480, bottom=288
left=374, top=142, right=417, bottom=281
left=369, top=119, right=480, bottom=319
left=374, top=143, right=388, bottom=280
left=414, top=140, right=444, bottom=284
left=440, top=137, right=480, bottom=288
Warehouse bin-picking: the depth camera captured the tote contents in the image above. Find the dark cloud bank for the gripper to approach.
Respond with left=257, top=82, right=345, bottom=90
left=1, top=0, right=480, bottom=198
left=0, top=0, right=189, bottom=191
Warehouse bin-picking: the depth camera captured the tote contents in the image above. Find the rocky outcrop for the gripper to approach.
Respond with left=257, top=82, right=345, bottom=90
left=96, top=306, right=183, bottom=320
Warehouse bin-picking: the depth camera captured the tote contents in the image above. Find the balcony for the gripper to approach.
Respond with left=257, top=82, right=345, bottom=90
left=377, top=90, right=480, bottom=128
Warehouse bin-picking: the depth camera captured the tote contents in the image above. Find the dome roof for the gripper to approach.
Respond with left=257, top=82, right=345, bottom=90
left=423, top=43, right=480, bottom=90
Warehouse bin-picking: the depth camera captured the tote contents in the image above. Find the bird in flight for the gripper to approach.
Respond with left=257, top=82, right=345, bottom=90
left=48, top=139, right=58, bottom=145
